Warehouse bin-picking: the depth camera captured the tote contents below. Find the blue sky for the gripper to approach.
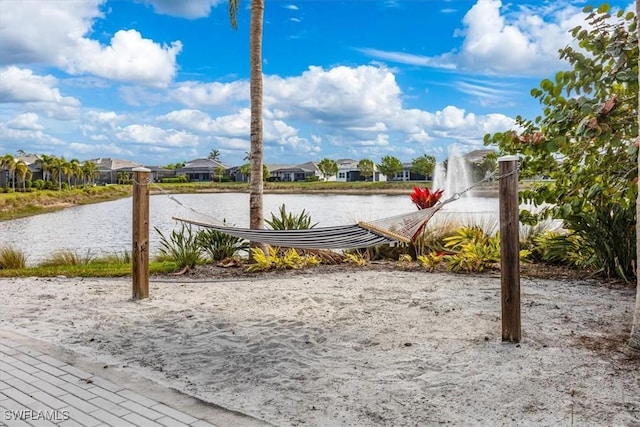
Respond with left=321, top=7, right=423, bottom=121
left=0, top=0, right=634, bottom=167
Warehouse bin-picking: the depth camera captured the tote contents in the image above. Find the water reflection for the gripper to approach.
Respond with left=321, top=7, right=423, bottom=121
left=1, top=193, right=499, bottom=265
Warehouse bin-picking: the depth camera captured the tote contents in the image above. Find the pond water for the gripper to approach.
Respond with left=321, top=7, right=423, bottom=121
left=1, top=192, right=500, bottom=265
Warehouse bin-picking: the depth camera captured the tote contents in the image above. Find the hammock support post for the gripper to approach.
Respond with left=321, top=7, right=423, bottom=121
left=132, top=167, right=150, bottom=300
left=498, top=156, right=521, bottom=342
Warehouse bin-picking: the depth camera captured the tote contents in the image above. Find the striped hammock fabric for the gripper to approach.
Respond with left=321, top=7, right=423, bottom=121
left=173, top=196, right=457, bottom=250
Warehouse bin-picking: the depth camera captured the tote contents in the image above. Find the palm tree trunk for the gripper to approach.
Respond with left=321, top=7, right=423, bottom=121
left=630, top=0, right=640, bottom=349
left=249, top=0, right=266, bottom=255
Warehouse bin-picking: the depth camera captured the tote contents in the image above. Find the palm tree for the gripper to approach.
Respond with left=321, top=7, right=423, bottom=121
left=69, top=159, right=82, bottom=187
left=82, top=161, right=99, bottom=186
left=50, top=156, right=64, bottom=189
left=14, top=160, right=31, bottom=190
left=59, top=158, right=74, bottom=188
left=0, top=154, right=16, bottom=190
left=228, top=0, right=266, bottom=255
left=209, top=149, right=221, bottom=161
left=36, top=154, right=54, bottom=184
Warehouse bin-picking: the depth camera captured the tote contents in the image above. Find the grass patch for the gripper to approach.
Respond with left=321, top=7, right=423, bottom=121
left=0, top=245, right=27, bottom=269
left=0, top=260, right=179, bottom=278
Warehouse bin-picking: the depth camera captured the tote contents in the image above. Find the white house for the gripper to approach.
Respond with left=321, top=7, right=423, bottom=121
left=335, top=159, right=386, bottom=182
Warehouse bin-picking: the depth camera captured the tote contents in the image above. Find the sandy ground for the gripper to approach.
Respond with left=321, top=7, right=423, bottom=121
left=0, top=269, right=638, bottom=426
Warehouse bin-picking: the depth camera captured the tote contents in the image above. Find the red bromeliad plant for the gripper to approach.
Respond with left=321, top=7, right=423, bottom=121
left=410, top=186, right=444, bottom=210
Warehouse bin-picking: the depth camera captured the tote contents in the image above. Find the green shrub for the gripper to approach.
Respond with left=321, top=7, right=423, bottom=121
left=0, top=245, right=27, bottom=269
left=532, top=231, right=596, bottom=270
left=196, top=224, right=249, bottom=261
left=155, top=224, right=203, bottom=270
left=266, top=204, right=318, bottom=230
left=32, top=179, right=45, bottom=190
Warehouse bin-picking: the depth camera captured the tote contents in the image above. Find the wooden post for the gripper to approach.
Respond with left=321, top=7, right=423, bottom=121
left=498, top=156, right=521, bottom=342
left=132, top=167, right=150, bottom=299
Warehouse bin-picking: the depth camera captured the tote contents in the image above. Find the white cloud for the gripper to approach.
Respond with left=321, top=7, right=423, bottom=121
left=7, top=113, right=43, bottom=131
left=70, top=30, right=182, bottom=88
left=170, top=81, right=248, bottom=108
left=265, top=65, right=402, bottom=124
left=0, top=67, right=79, bottom=105
left=0, top=1, right=181, bottom=87
left=359, top=0, right=592, bottom=77
left=0, top=124, right=67, bottom=152
left=116, top=124, right=199, bottom=148
left=139, top=0, right=224, bottom=19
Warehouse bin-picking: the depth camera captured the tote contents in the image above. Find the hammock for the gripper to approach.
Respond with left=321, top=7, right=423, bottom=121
left=173, top=194, right=459, bottom=250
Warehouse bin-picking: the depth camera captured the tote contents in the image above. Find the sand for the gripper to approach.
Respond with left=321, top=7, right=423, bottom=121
left=0, top=269, right=638, bottom=426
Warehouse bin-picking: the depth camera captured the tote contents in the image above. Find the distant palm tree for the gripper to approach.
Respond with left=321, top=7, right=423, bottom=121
left=36, top=154, right=54, bottom=184
left=1, top=154, right=16, bottom=189
left=14, top=160, right=31, bottom=190
left=50, top=157, right=64, bottom=189
left=209, top=149, right=221, bottom=161
left=68, top=159, right=82, bottom=187
left=82, top=161, right=99, bottom=185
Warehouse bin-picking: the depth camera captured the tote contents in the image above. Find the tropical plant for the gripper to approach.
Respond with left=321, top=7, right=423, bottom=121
left=225, top=0, right=266, bottom=257
left=82, top=161, right=99, bottom=185
left=358, top=158, right=374, bottom=181
left=266, top=204, right=317, bottom=230
left=317, top=158, right=338, bottom=181
left=155, top=224, right=203, bottom=270
left=342, top=252, right=367, bottom=266
left=247, top=247, right=319, bottom=272
left=1, top=154, right=16, bottom=190
left=14, top=160, right=31, bottom=190
left=484, top=4, right=638, bottom=281
left=417, top=252, right=443, bottom=272
left=410, top=186, right=444, bottom=210
left=411, top=154, right=436, bottom=179
left=532, top=230, right=598, bottom=269
left=377, top=155, right=403, bottom=180
left=196, top=224, right=249, bottom=261
left=209, top=149, right=221, bottom=161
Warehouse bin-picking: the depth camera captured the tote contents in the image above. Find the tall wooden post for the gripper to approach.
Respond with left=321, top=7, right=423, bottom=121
left=132, top=167, right=150, bottom=300
left=498, top=156, right=521, bottom=342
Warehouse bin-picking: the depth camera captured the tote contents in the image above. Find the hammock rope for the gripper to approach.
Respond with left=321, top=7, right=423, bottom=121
left=165, top=168, right=515, bottom=250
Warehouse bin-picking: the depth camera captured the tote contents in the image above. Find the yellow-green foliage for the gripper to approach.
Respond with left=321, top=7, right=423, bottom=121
left=247, top=247, right=319, bottom=272
left=342, top=252, right=367, bottom=266
left=441, top=225, right=531, bottom=273
left=417, top=252, right=442, bottom=272
left=443, top=226, right=500, bottom=273
left=396, top=254, right=412, bottom=268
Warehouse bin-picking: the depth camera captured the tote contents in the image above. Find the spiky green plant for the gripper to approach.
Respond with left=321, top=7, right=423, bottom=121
left=155, top=224, right=203, bottom=270
left=196, top=222, right=249, bottom=261
left=266, top=204, right=318, bottom=230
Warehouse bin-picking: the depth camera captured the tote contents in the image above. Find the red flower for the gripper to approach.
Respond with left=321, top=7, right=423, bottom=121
left=410, top=186, right=444, bottom=210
